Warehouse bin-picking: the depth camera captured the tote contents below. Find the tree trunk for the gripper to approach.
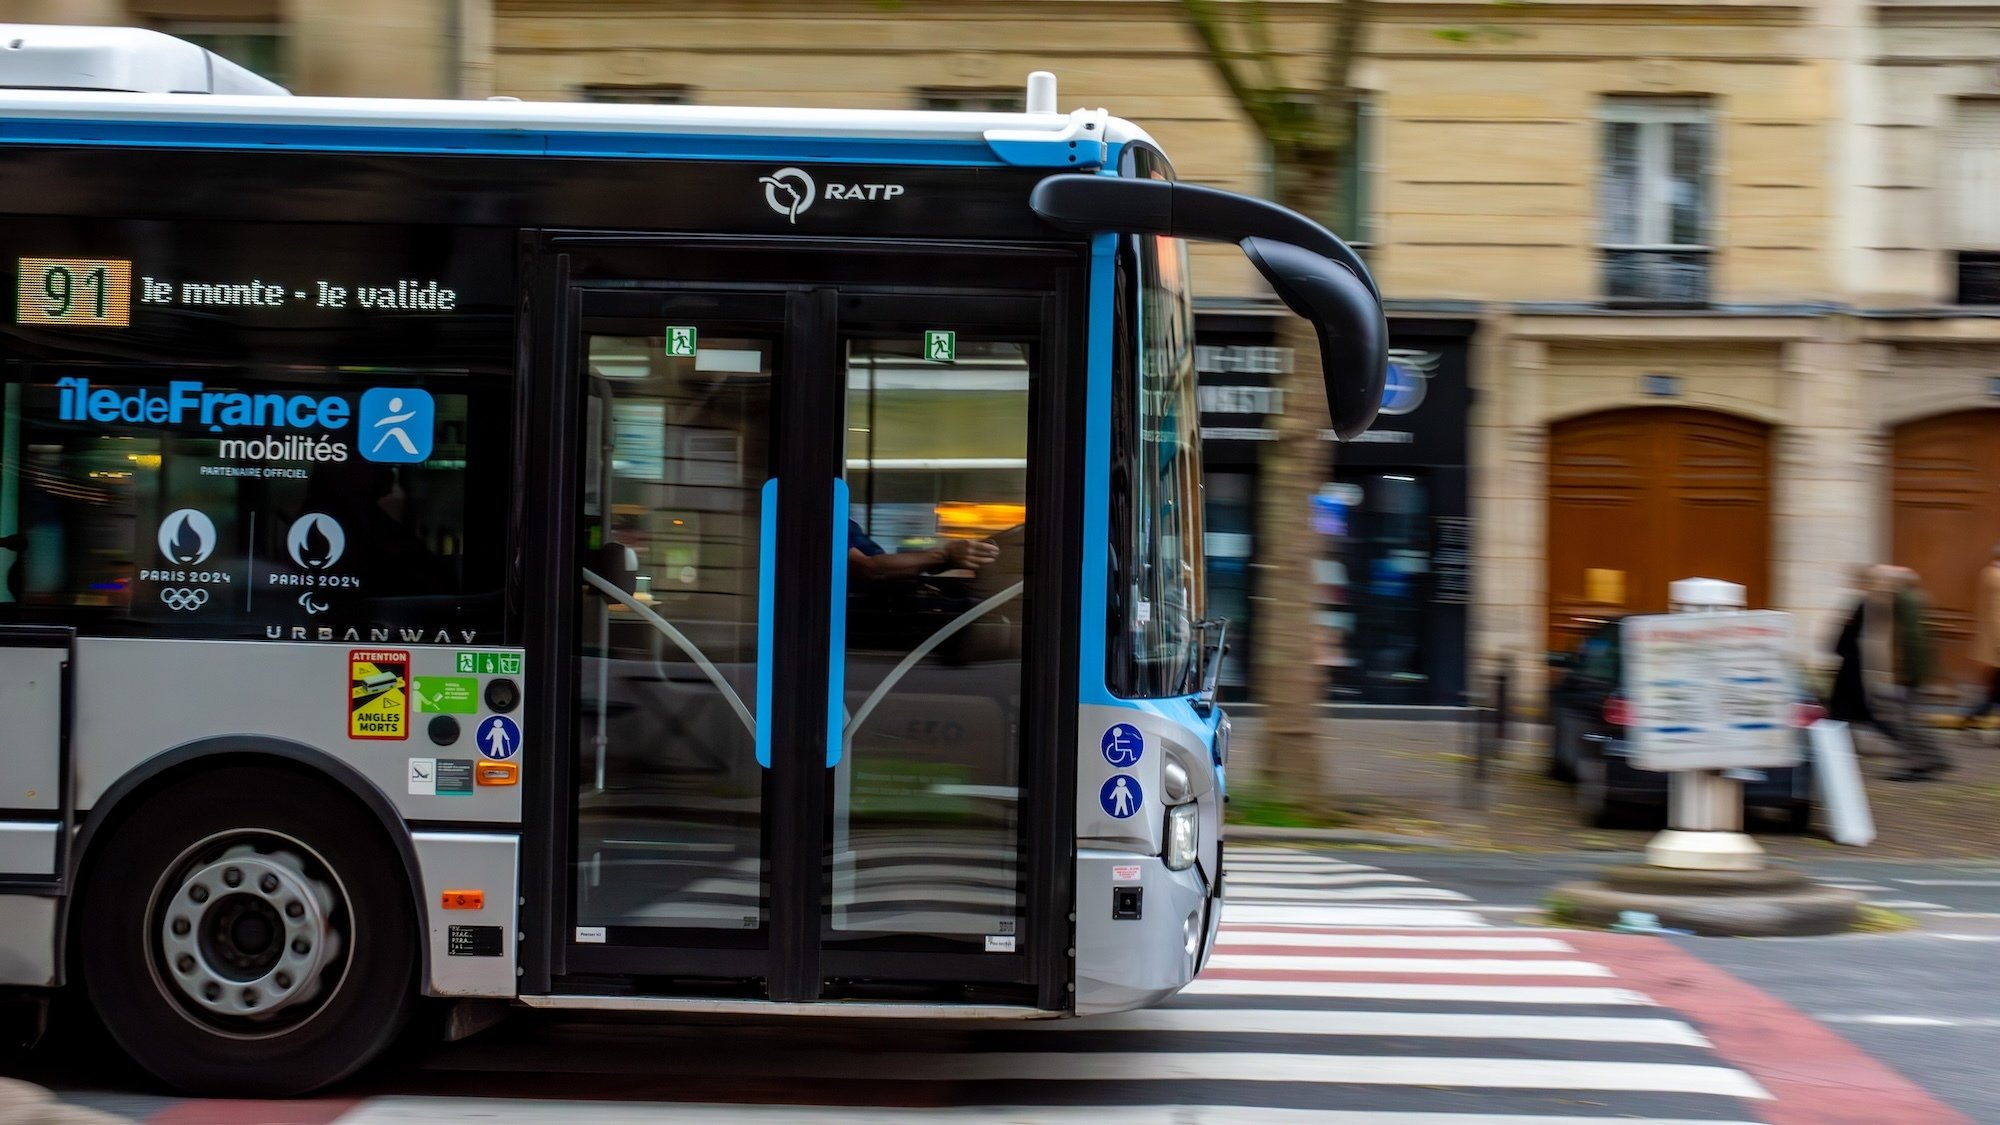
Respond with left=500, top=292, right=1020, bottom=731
left=1252, top=160, right=1339, bottom=811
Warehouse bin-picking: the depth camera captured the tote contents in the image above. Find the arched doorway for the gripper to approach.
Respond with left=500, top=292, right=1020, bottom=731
left=1891, top=411, right=2000, bottom=687
left=1546, top=408, right=1772, bottom=653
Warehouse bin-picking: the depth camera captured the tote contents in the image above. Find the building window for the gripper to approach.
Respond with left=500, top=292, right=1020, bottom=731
left=1599, top=97, right=1712, bottom=305
left=1959, top=254, right=2000, bottom=306
left=1260, top=99, right=1375, bottom=247
left=1948, top=99, right=2000, bottom=305
left=157, top=22, right=285, bottom=86
left=578, top=85, right=694, bottom=105
left=915, top=88, right=1025, bottom=113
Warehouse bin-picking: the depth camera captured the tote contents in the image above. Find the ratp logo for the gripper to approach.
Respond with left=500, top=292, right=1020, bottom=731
left=358, top=388, right=434, bottom=463
left=760, top=167, right=816, bottom=224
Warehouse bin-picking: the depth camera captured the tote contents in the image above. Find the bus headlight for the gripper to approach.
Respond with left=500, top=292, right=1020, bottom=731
left=1164, top=801, right=1199, bottom=871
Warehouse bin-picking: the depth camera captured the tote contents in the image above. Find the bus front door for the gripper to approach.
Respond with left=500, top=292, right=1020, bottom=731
left=544, top=254, right=1074, bottom=1010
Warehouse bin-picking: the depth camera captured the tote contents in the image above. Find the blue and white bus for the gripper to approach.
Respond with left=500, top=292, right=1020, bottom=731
left=0, top=25, right=1384, bottom=1095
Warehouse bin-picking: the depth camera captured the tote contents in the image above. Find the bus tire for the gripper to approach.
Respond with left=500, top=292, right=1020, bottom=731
left=76, top=765, right=417, bottom=1096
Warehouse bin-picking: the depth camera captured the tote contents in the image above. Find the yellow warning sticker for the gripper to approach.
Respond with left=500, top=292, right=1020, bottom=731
left=350, top=649, right=410, bottom=741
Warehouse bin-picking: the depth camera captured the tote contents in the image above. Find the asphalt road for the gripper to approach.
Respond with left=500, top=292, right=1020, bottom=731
left=1295, top=846, right=2000, bottom=1123
left=7, top=845, right=1995, bottom=1124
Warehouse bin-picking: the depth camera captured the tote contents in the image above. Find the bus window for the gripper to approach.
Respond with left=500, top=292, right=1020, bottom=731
left=1109, top=229, right=1204, bottom=699
left=0, top=217, right=510, bottom=643
left=834, top=331, right=1031, bottom=947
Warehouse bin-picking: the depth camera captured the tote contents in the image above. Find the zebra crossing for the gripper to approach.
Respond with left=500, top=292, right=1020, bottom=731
left=30, top=845, right=1789, bottom=1123
left=238, top=845, right=1773, bottom=1123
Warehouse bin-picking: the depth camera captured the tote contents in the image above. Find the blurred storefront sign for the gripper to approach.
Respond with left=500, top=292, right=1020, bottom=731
left=1195, top=311, right=1475, bottom=707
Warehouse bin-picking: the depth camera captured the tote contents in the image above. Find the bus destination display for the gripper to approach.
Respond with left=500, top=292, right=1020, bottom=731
left=16, top=256, right=134, bottom=327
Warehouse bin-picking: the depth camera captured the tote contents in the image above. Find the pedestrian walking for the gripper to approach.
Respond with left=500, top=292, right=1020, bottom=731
left=1828, top=564, right=1875, bottom=729
left=1961, top=543, right=2000, bottom=742
left=1830, top=565, right=1952, bottom=780
left=1878, top=566, right=1952, bottom=781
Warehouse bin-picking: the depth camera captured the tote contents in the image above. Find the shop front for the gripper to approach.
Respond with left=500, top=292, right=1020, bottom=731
left=1196, top=311, right=1473, bottom=707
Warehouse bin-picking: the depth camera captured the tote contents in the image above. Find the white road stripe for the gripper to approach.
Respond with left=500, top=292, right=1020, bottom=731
left=1034, top=1009, right=1710, bottom=1045
left=337, top=1101, right=1768, bottom=1124
left=1894, top=879, right=2000, bottom=887
left=767, top=1053, right=1769, bottom=1097
left=1226, top=850, right=1340, bottom=861
left=1221, top=906, right=1489, bottom=927
left=1225, top=873, right=1427, bottom=888
left=1204, top=954, right=1613, bottom=977
left=1820, top=1014, right=2000, bottom=1028
left=1868, top=900, right=1952, bottom=910
left=1229, top=886, right=1474, bottom=902
left=1217, top=932, right=1574, bottom=953
left=1226, top=861, right=1382, bottom=874
left=1183, top=978, right=1655, bottom=1005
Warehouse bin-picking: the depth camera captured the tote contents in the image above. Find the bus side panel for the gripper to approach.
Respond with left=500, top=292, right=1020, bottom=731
left=0, top=643, right=64, bottom=816
left=68, top=637, right=526, bottom=997
left=411, top=831, right=519, bottom=997
left=71, top=638, right=523, bottom=825
left=0, top=895, right=58, bottom=986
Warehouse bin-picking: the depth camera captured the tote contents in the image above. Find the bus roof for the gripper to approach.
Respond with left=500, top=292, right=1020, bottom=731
left=0, top=24, right=1156, bottom=169
left=0, top=24, right=286, bottom=96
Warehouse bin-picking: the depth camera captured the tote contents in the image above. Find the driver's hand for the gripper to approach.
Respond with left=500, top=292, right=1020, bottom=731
left=942, top=539, right=1000, bottom=569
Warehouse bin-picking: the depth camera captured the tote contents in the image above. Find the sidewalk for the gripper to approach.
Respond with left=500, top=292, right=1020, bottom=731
left=1224, top=713, right=2000, bottom=859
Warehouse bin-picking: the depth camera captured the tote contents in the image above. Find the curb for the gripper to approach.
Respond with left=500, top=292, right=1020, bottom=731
left=1225, top=825, right=1459, bottom=848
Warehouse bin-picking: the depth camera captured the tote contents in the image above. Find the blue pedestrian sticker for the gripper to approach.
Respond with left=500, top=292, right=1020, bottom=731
left=1101, top=723, right=1144, bottom=767
left=1099, top=775, right=1142, bottom=820
left=476, top=715, right=521, bottom=761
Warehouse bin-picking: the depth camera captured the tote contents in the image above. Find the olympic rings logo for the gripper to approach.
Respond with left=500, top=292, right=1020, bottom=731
left=160, top=588, right=211, bottom=611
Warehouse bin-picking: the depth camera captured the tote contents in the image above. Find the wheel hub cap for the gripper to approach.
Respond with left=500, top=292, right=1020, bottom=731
left=159, top=850, right=339, bottom=1019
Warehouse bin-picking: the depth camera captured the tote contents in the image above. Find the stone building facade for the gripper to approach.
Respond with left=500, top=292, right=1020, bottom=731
left=18, top=0, right=2000, bottom=702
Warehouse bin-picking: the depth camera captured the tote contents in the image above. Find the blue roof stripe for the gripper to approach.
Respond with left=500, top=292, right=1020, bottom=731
left=0, top=118, right=1012, bottom=166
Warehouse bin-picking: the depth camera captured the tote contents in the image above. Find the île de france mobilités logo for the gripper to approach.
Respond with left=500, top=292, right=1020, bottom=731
left=356, top=388, right=434, bottom=463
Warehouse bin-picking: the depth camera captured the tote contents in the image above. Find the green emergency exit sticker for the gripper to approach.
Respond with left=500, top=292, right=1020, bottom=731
left=665, top=326, right=698, bottom=357
left=414, top=676, right=479, bottom=714
left=455, top=651, right=523, bottom=676
left=923, top=329, right=956, bottom=363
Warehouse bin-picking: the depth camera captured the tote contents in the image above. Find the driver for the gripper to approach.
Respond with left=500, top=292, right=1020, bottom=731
left=847, top=520, right=998, bottom=582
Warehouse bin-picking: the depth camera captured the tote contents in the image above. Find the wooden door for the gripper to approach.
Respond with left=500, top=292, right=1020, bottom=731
left=1546, top=409, right=1771, bottom=653
left=1891, top=411, right=2000, bottom=687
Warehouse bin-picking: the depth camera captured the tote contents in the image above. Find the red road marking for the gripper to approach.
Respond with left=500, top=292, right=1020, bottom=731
left=1562, top=931, right=1971, bottom=1125
left=148, top=1099, right=358, bottom=1125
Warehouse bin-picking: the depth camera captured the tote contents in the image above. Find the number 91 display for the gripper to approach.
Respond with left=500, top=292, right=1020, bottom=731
left=16, top=256, right=133, bottom=327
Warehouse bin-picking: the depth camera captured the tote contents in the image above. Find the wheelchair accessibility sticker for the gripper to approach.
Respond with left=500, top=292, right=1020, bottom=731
left=1101, top=722, right=1144, bottom=768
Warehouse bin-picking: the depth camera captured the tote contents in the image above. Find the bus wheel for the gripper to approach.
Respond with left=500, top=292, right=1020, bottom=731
left=77, top=766, right=417, bottom=1096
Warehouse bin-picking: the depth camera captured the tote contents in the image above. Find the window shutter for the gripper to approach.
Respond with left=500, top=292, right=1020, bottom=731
left=1948, top=99, right=2000, bottom=249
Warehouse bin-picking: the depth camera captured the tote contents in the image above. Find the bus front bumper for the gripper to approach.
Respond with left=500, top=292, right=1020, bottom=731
left=1073, top=848, right=1217, bottom=1016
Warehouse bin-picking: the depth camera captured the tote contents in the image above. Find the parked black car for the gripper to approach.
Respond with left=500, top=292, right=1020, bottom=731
left=1546, top=615, right=1818, bottom=831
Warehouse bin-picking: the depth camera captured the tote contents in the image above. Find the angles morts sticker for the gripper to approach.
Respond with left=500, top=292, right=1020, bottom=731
left=350, top=649, right=410, bottom=740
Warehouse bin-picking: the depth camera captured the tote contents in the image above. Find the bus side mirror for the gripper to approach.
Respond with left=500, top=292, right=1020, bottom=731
left=1029, top=173, right=1388, bottom=440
